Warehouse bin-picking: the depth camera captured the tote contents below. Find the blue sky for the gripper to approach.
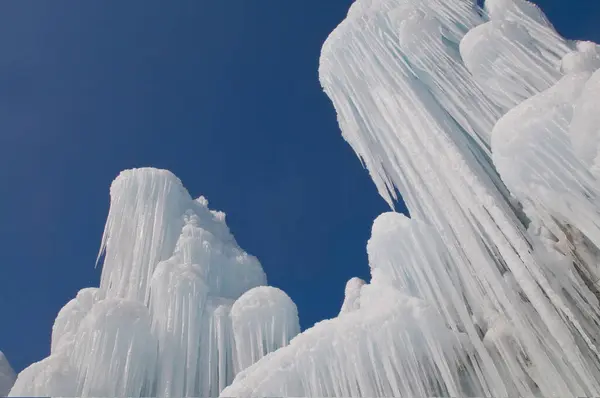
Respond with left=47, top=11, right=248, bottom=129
left=0, top=0, right=598, bottom=373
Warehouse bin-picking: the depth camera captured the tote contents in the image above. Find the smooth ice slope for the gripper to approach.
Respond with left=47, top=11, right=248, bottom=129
left=226, top=0, right=600, bottom=396
left=0, top=352, right=16, bottom=397
left=10, top=168, right=299, bottom=397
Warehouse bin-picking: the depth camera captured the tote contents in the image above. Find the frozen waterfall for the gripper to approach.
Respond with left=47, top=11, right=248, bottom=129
left=223, top=0, right=600, bottom=396
left=9, top=168, right=299, bottom=397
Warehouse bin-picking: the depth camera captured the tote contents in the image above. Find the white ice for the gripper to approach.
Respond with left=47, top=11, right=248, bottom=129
left=10, top=168, right=299, bottom=397
left=226, top=0, right=600, bottom=396
left=11, top=0, right=600, bottom=396
left=223, top=213, right=484, bottom=397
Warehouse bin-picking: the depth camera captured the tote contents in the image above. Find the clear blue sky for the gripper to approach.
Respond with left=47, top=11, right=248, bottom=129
left=0, top=0, right=598, bottom=373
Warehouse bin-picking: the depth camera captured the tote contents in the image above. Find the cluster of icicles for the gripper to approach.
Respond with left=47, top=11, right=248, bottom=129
left=222, top=0, right=600, bottom=396
left=9, top=0, right=600, bottom=396
left=9, top=168, right=300, bottom=397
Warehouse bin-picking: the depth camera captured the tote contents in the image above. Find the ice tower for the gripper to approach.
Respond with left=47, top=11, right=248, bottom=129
left=222, top=0, right=600, bottom=396
left=9, top=168, right=299, bottom=397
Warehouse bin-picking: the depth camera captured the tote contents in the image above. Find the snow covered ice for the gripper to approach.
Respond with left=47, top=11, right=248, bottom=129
left=224, top=0, right=600, bottom=396
left=9, top=168, right=299, bottom=397
left=10, top=0, right=600, bottom=396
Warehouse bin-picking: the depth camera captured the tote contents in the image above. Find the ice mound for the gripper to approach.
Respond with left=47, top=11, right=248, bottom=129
left=9, top=168, right=299, bottom=397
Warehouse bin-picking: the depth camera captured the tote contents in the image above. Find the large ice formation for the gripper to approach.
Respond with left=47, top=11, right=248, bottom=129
left=10, top=0, right=600, bottom=396
left=223, top=0, right=600, bottom=396
left=0, top=352, right=16, bottom=397
left=9, top=168, right=299, bottom=397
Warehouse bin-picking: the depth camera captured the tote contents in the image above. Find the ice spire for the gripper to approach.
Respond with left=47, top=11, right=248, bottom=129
left=9, top=168, right=299, bottom=397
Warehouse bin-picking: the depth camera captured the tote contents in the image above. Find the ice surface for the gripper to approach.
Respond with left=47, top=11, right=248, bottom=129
left=11, top=168, right=298, bottom=397
left=0, top=352, right=16, bottom=397
left=225, top=0, right=600, bottom=396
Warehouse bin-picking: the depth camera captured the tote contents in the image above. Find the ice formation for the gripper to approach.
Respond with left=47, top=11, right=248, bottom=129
left=0, top=352, right=16, bottom=397
left=10, top=0, right=600, bottom=396
left=224, top=0, right=600, bottom=396
left=9, top=168, right=299, bottom=397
